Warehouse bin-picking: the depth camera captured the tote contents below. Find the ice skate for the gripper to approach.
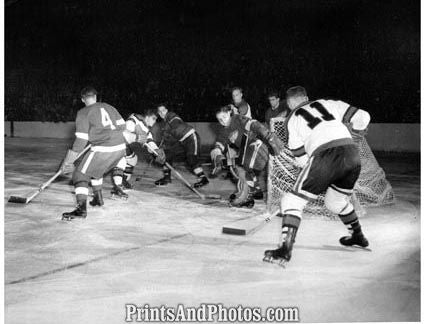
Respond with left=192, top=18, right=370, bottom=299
left=89, top=190, right=104, bottom=207
left=340, top=231, right=369, bottom=249
left=252, top=187, right=264, bottom=200
left=122, top=178, right=133, bottom=190
left=110, top=185, right=128, bottom=200
left=155, top=172, right=171, bottom=186
left=229, top=194, right=255, bottom=208
left=62, top=202, right=87, bottom=221
left=263, top=226, right=297, bottom=267
left=193, top=176, right=209, bottom=188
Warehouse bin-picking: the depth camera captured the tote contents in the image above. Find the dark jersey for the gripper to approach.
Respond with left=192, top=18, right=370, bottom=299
left=163, top=111, right=195, bottom=142
left=72, top=102, right=126, bottom=152
left=216, top=115, right=257, bottom=151
left=265, top=101, right=289, bottom=126
left=233, top=99, right=252, bottom=118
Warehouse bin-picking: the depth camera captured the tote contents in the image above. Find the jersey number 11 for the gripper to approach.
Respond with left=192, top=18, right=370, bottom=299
left=296, top=102, right=335, bottom=129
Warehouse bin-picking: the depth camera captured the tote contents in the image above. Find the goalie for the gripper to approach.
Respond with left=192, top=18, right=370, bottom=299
left=263, top=86, right=371, bottom=267
left=213, top=105, right=284, bottom=208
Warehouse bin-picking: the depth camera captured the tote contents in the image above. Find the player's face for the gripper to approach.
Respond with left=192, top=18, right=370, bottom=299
left=216, top=111, right=232, bottom=127
left=232, top=90, right=242, bottom=104
left=157, top=106, right=167, bottom=119
left=145, top=116, right=157, bottom=127
left=268, top=96, right=280, bottom=109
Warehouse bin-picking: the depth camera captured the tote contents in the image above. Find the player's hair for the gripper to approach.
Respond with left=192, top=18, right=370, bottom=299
left=267, top=89, right=280, bottom=99
left=286, top=86, right=307, bottom=98
left=156, top=103, right=168, bottom=110
left=144, top=109, right=157, bottom=117
left=231, top=86, right=243, bottom=94
left=80, top=86, right=97, bottom=99
left=215, top=105, right=233, bottom=114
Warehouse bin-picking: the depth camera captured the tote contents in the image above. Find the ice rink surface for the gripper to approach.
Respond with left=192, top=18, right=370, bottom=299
left=4, top=138, right=420, bottom=323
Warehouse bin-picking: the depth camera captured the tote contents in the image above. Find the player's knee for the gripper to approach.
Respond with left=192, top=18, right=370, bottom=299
left=116, top=157, right=126, bottom=170
left=280, top=192, right=307, bottom=218
left=187, top=155, right=198, bottom=169
left=126, top=153, right=138, bottom=168
left=111, top=167, right=124, bottom=177
left=324, top=188, right=353, bottom=215
left=210, top=148, right=222, bottom=161
left=73, top=170, right=90, bottom=186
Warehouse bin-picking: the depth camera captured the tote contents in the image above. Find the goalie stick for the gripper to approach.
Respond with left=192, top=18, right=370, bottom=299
left=8, top=145, right=92, bottom=204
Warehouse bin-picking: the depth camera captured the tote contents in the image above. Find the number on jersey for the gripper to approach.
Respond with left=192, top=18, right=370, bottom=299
left=100, top=108, right=116, bottom=130
left=295, top=102, right=335, bottom=129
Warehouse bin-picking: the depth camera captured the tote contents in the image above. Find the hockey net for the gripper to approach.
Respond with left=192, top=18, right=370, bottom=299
left=267, top=117, right=395, bottom=219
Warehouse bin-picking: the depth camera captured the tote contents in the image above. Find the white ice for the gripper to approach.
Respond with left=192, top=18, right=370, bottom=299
left=4, top=138, right=420, bottom=323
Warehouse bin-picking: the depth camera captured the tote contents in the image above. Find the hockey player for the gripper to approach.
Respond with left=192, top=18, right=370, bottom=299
left=230, top=87, right=252, bottom=118
left=263, top=86, right=371, bottom=266
left=213, top=105, right=284, bottom=207
left=156, top=104, right=209, bottom=188
left=60, top=87, right=146, bottom=220
left=118, top=110, right=166, bottom=189
left=265, top=89, right=289, bottom=128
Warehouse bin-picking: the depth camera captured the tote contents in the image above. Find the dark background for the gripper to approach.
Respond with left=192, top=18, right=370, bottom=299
left=5, top=0, right=420, bottom=122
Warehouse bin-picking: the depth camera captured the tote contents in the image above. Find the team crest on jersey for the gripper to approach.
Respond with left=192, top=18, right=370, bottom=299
left=229, top=130, right=239, bottom=144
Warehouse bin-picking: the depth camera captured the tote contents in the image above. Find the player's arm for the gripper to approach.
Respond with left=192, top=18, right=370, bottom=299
left=61, top=111, right=89, bottom=174
left=344, top=107, right=371, bottom=135
left=238, top=102, right=250, bottom=117
left=72, top=111, right=89, bottom=153
left=243, top=116, right=284, bottom=155
left=331, top=100, right=371, bottom=135
left=287, top=117, right=308, bottom=167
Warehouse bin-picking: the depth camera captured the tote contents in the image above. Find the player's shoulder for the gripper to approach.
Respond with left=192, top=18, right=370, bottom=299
left=166, top=111, right=180, bottom=121
left=318, top=98, right=350, bottom=109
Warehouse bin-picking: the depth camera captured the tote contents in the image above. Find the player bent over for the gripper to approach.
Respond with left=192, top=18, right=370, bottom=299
left=156, top=104, right=209, bottom=188
left=113, top=111, right=166, bottom=190
left=214, top=105, right=284, bottom=207
left=263, top=86, right=371, bottom=266
left=60, top=87, right=144, bottom=220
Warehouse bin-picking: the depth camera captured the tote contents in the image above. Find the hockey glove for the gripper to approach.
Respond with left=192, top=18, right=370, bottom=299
left=265, top=133, right=284, bottom=156
left=61, top=149, right=79, bottom=174
left=250, top=120, right=284, bottom=156
left=154, top=148, right=166, bottom=164
left=346, top=123, right=368, bottom=139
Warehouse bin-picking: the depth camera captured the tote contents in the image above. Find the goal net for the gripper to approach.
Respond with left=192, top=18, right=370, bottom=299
left=267, top=117, right=395, bottom=219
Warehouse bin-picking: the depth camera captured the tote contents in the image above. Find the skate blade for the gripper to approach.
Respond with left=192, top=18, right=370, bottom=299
left=110, top=195, right=128, bottom=201
left=262, top=256, right=288, bottom=268
left=344, top=245, right=372, bottom=252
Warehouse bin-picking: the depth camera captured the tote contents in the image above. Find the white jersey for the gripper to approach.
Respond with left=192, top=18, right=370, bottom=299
left=287, top=99, right=370, bottom=158
left=126, top=114, right=159, bottom=151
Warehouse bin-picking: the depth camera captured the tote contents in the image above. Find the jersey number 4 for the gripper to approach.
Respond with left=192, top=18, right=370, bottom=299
left=100, top=108, right=116, bottom=130
left=295, top=102, right=335, bottom=129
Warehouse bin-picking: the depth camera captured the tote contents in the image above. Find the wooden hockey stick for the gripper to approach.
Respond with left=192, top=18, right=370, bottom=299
left=222, top=212, right=276, bottom=236
left=143, top=143, right=207, bottom=200
left=8, top=145, right=92, bottom=204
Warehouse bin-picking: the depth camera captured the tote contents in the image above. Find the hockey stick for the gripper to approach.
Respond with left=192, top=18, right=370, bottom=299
left=143, top=143, right=207, bottom=200
left=8, top=145, right=92, bottom=204
left=222, top=212, right=276, bottom=236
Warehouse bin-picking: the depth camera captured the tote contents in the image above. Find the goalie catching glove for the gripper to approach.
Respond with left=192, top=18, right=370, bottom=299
left=249, top=120, right=284, bottom=156
left=60, top=149, right=79, bottom=174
